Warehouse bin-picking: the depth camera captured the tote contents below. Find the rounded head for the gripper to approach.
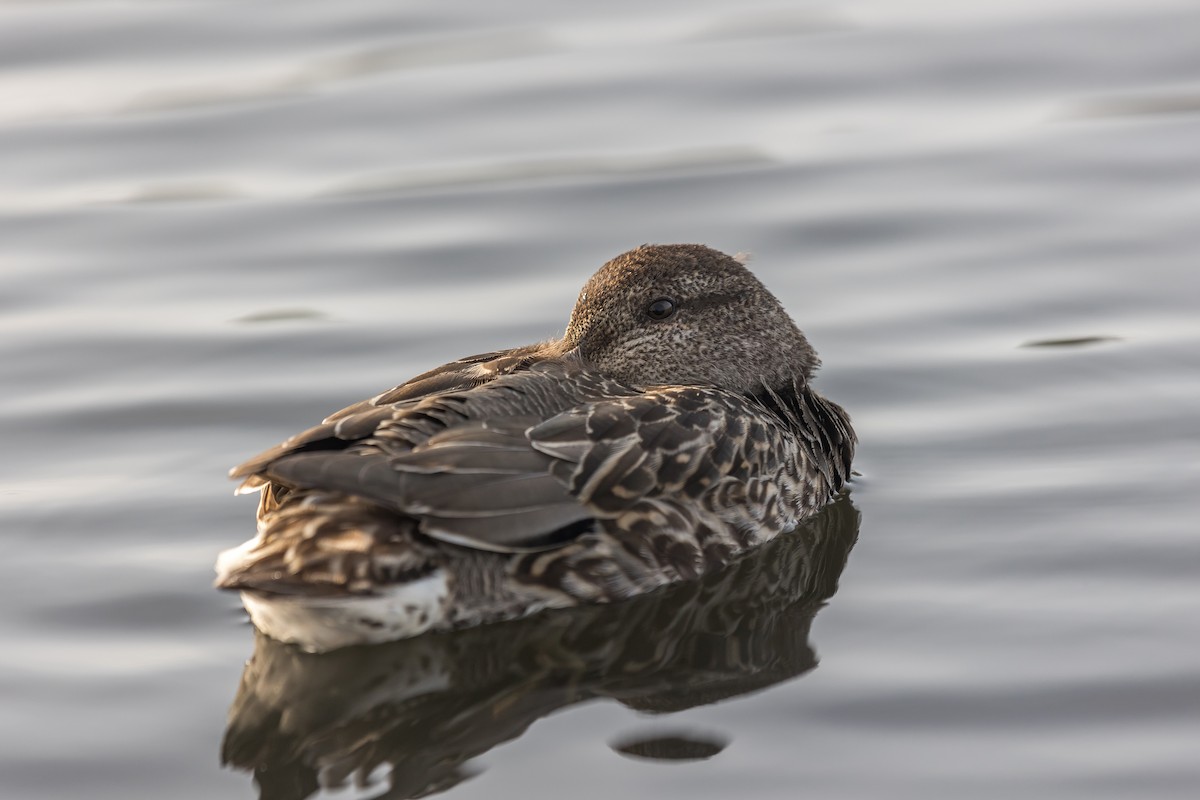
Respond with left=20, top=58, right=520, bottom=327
left=562, top=244, right=819, bottom=392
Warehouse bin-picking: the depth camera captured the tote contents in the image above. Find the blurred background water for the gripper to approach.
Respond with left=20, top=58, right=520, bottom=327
left=3, top=1, right=1199, bottom=798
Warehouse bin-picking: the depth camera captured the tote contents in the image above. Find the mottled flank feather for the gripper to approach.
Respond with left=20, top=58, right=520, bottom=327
left=216, top=243, right=855, bottom=651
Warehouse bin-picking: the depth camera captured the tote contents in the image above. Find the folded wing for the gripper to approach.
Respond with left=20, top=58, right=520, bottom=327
left=231, top=364, right=780, bottom=555
left=262, top=421, right=594, bottom=552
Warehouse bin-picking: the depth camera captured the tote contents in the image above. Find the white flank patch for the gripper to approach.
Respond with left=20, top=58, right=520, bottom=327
left=240, top=572, right=450, bottom=653
left=214, top=538, right=261, bottom=584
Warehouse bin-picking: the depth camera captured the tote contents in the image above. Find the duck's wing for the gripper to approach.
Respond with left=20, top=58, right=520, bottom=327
left=251, top=385, right=776, bottom=554
left=256, top=419, right=596, bottom=552
left=233, top=368, right=845, bottom=556
left=323, top=344, right=546, bottom=422
left=229, top=344, right=545, bottom=485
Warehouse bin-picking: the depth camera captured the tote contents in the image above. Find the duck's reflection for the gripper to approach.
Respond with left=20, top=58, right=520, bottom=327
left=222, top=496, right=860, bottom=800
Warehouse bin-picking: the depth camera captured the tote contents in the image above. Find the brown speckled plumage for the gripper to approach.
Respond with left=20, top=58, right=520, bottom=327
left=216, top=244, right=855, bottom=651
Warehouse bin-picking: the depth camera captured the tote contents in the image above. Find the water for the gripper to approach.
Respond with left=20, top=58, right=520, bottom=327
left=3, top=1, right=1199, bottom=798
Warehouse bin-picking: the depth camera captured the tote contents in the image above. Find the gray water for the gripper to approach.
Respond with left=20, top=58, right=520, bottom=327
left=3, top=1, right=1199, bottom=798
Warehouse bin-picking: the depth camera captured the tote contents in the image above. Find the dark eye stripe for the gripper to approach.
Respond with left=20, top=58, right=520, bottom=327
left=681, top=292, right=744, bottom=312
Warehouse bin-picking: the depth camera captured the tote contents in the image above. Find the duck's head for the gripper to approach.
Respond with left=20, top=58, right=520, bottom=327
left=561, top=244, right=819, bottom=393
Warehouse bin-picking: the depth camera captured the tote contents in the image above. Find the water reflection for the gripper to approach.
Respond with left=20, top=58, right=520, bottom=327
left=221, top=496, right=860, bottom=800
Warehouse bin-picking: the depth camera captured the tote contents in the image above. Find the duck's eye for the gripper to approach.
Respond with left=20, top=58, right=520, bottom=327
left=646, top=297, right=677, bottom=321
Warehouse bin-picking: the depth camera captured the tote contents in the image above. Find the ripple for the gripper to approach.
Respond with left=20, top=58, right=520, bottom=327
left=108, top=180, right=246, bottom=204
left=321, top=146, right=775, bottom=197
left=1020, top=335, right=1122, bottom=348
left=231, top=308, right=330, bottom=324
left=687, top=8, right=858, bottom=42
left=1064, top=91, right=1200, bottom=120
left=122, top=31, right=557, bottom=116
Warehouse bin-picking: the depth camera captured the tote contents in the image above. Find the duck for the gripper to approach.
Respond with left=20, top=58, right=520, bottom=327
left=216, top=243, right=855, bottom=652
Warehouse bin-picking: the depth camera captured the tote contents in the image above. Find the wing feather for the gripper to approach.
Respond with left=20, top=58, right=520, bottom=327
left=229, top=346, right=541, bottom=481
left=257, top=420, right=590, bottom=552
left=230, top=352, right=845, bottom=558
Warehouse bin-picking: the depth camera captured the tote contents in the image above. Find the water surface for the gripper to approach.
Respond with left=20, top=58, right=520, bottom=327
left=3, top=1, right=1199, bottom=798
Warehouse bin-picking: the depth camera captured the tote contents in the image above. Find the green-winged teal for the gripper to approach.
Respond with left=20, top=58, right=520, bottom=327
left=216, top=244, right=855, bottom=651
